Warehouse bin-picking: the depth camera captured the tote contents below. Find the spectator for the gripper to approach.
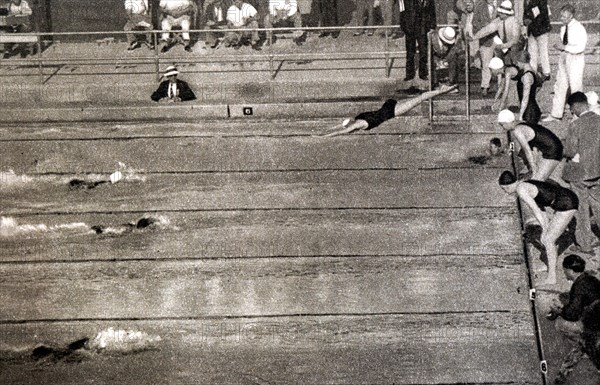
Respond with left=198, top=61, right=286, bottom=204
left=224, top=0, right=261, bottom=49
left=151, top=65, right=196, bottom=102
left=351, top=0, right=374, bottom=36
left=204, top=0, right=229, bottom=48
left=542, top=4, right=587, bottom=122
left=523, top=0, right=551, bottom=80
left=497, top=109, right=563, bottom=182
left=379, top=0, right=404, bottom=39
left=124, top=0, right=154, bottom=51
left=547, top=255, right=600, bottom=340
left=431, top=27, right=461, bottom=93
left=159, top=0, right=197, bottom=53
left=3, top=0, right=33, bottom=58
left=264, top=0, right=305, bottom=45
left=457, top=0, right=476, bottom=61
left=498, top=170, right=578, bottom=285
left=317, top=0, right=339, bottom=38
left=471, top=0, right=498, bottom=95
left=469, top=0, right=521, bottom=68
left=562, top=92, right=600, bottom=254
left=399, top=0, right=436, bottom=82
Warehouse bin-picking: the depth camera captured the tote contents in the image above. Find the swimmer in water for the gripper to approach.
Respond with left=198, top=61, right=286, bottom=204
left=321, top=84, right=456, bottom=137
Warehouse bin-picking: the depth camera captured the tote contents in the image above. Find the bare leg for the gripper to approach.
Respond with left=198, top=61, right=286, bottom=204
left=540, top=210, right=577, bottom=286
left=532, top=158, right=560, bottom=182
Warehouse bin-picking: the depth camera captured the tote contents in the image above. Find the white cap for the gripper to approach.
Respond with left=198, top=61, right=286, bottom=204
left=489, top=57, right=504, bottom=71
left=497, top=0, right=514, bottom=15
left=342, top=118, right=351, bottom=127
left=585, top=91, right=599, bottom=106
left=438, top=27, right=456, bottom=45
left=497, top=109, right=515, bottom=123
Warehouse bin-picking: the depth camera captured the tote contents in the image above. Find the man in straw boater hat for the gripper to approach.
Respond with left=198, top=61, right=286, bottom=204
left=431, top=26, right=461, bottom=94
left=151, top=65, right=196, bottom=102
left=468, top=0, right=521, bottom=66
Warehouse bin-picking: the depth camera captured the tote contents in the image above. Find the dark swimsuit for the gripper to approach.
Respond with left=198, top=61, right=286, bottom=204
left=520, top=122, right=563, bottom=160
left=355, top=99, right=398, bottom=130
left=526, top=180, right=579, bottom=211
left=513, top=69, right=541, bottom=124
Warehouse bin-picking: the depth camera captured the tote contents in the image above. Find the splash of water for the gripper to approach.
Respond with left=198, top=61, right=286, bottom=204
left=0, top=216, right=91, bottom=237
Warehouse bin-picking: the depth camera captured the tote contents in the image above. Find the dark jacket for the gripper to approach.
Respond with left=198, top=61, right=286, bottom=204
left=151, top=79, right=196, bottom=102
left=472, top=0, right=496, bottom=47
left=561, top=271, right=600, bottom=322
left=524, top=0, right=551, bottom=37
left=399, top=0, right=436, bottom=37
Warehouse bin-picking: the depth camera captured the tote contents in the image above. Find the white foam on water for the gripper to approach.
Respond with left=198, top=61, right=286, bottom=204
left=0, top=170, right=34, bottom=188
left=89, top=327, right=161, bottom=353
left=0, top=216, right=90, bottom=237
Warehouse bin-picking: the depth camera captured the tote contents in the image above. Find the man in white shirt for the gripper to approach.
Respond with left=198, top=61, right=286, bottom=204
left=542, top=4, right=587, bottom=122
left=224, top=0, right=261, bottom=50
left=4, top=0, right=33, bottom=58
left=159, top=0, right=197, bottom=52
left=264, top=0, right=304, bottom=46
left=124, top=0, right=153, bottom=50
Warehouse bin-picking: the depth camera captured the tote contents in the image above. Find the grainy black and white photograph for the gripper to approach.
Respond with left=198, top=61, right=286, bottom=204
left=0, top=0, right=599, bottom=383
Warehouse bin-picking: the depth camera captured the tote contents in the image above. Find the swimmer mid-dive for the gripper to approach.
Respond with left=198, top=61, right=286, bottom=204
left=321, top=84, right=457, bottom=137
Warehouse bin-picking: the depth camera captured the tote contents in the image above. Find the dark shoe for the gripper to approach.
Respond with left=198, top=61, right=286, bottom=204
left=293, top=37, right=304, bottom=46
left=331, top=31, right=340, bottom=39
left=543, top=73, right=551, bottom=81
left=419, top=75, right=428, bottom=81
left=251, top=43, right=262, bottom=51
left=403, top=76, right=414, bottom=81
left=184, top=44, right=192, bottom=52
left=161, top=42, right=174, bottom=53
left=318, top=32, right=330, bottom=38
left=19, top=49, right=29, bottom=58
left=127, top=41, right=142, bottom=51
left=391, top=31, right=404, bottom=40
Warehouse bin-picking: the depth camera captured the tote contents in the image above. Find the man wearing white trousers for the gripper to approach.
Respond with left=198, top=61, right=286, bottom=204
left=159, top=0, right=197, bottom=52
left=542, top=4, right=587, bottom=122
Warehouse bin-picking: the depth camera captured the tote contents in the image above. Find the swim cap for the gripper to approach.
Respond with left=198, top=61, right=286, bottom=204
left=498, top=170, right=517, bottom=185
left=489, top=57, right=504, bottom=71
left=342, top=118, right=352, bottom=127
left=497, top=109, right=515, bottom=123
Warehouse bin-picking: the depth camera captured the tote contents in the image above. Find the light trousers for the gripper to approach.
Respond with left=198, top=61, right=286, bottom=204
left=161, top=14, right=191, bottom=41
left=527, top=33, right=550, bottom=75
left=551, top=52, right=585, bottom=119
left=479, top=44, right=494, bottom=89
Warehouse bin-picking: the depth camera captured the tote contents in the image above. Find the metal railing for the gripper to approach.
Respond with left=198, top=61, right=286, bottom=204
left=0, top=25, right=407, bottom=83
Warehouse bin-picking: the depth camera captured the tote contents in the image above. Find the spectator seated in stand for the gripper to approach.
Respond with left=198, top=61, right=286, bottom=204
left=223, top=0, right=261, bottom=50
left=159, top=0, right=197, bottom=53
left=151, top=65, right=196, bottom=102
left=204, top=0, right=229, bottom=48
left=264, top=0, right=305, bottom=46
left=124, top=0, right=154, bottom=50
left=2, top=0, right=34, bottom=58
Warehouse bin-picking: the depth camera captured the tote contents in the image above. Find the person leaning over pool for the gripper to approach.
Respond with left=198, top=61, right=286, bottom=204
left=321, top=84, right=455, bottom=137
left=498, top=170, right=578, bottom=286
left=497, top=109, right=562, bottom=182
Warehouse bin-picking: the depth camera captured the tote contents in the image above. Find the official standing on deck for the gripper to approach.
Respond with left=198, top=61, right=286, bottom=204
left=542, top=4, right=587, bottom=122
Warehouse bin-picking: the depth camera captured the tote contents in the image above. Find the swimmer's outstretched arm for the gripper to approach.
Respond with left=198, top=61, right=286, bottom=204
left=321, top=84, right=456, bottom=137
left=392, top=84, right=456, bottom=116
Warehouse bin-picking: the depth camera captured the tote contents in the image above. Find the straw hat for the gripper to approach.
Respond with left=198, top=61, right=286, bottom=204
left=497, top=0, right=514, bottom=15
left=163, top=65, right=179, bottom=78
left=497, top=109, right=515, bottom=123
left=438, top=27, right=456, bottom=45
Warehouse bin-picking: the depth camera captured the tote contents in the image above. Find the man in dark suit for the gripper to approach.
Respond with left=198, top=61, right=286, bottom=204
left=151, top=66, right=197, bottom=102
left=399, top=0, right=436, bottom=82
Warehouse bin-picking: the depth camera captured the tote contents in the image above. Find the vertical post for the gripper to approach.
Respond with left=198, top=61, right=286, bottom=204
left=37, top=34, right=43, bottom=84
left=384, top=27, right=390, bottom=77
left=427, top=30, right=433, bottom=123
left=464, top=38, right=470, bottom=122
left=154, top=31, right=160, bottom=82
left=268, top=28, right=274, bottom=80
